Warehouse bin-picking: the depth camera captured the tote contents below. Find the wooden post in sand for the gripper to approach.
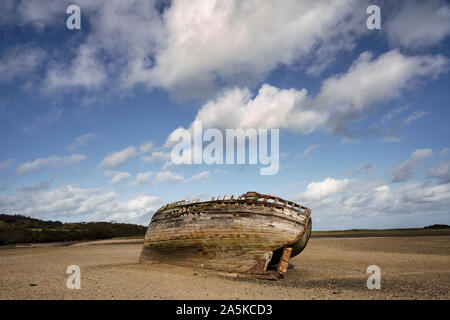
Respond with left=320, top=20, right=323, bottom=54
left=277, top=247, right=292, bottom=276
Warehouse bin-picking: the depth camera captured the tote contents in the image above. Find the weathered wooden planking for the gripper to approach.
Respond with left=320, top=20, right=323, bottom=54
left=140, top=191, right=312, bottom=279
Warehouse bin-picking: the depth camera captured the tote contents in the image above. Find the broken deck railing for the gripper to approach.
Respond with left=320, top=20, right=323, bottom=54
left=158, top=191, right=310, bottom=217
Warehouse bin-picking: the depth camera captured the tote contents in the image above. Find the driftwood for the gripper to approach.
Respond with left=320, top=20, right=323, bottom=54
left=140, top=191, right=312, bottom=279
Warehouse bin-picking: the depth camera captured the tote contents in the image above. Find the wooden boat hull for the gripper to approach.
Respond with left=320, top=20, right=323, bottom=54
left=140, top=192, right=311, bottom=279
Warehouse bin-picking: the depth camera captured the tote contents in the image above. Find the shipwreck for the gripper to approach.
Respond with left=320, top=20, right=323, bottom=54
left=140, top=191, right=312, bottom=279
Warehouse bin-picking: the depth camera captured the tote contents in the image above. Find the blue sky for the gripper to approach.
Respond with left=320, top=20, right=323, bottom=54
left=1, top=0, right=450, bottom=230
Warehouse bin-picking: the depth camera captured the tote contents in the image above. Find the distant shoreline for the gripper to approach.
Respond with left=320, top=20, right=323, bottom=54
left=312, top=227, right=450, bottom=238
left=2, top=227, right=449, bottom=248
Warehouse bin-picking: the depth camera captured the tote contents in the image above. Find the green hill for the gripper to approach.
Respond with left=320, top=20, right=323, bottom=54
left=0, top=214, right=146, bottom=245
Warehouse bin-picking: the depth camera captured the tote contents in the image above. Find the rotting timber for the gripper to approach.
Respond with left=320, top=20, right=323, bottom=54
left=140, top=191, right=312, bottom=280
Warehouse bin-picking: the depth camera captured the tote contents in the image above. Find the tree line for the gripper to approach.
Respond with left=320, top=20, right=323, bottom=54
left=0, top=214, right=146, bottom=245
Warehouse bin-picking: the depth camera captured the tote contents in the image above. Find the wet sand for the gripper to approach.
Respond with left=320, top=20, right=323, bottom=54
left=0, top=236, right=448, bottom=300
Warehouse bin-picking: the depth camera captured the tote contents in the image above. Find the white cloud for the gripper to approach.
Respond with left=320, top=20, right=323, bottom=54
left=131, top=170, right=153, bottom=186
left=0, top=184, right=162, bottom=224
left=45, top=46, right=107, bottom=91
left=162, top=84, right=319, bottom=145
left=301, top=144, right=320, bottom=159
left=131, top=169, right=209, bottom=186
left=16, top=0, right=67, bottom=29
left=302, top=177, right=351, bottom=200
left=154, top=49, right=448, bottom=170
left=16, top=154, right=87, bottom=175
left=98, top=146, right=137, bottom=169
left=154, top=170, right=210, bottom=184
left=188, top=171, right=210, bottom=182
left=8, top=1, right=449, bottom=101
left=195, top=84, right=310, bottom=130
left=104, top=171, right=131, bottom=185
left=144, top=0, right=367, bottom=97
left=111, top=195, right=161, bottom=223
left=162, top=160, right=175, bottom=171
left=0, top=45, right=47, bottom=83
left=68, top=133, right=95, bottom=151
left=12, top=0, right=371, bottom=98
left=313, top=50, right=447, bottom=133
left=155, top=170, right=185, bottom=184
left=295, top=176, right=450, bottom=223
left=427, top=161, right=450, bottom=184
left=141, top=151, right=171, bottom=163
left=390, top=148, right=433, bottom=183
left=164, top=50, right=448, bottom=145
left=140, top=141, right=153, bottom=154
left=386, top=0, right=450, bottom=49
left=19, top=0, right=166, bottom=93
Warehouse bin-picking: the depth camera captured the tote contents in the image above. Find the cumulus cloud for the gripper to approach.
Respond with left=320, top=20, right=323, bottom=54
left=98, top=146, right=137, bottom=169
left=295, top=176, right=450, bottom=225
left=164, top=50, right=448, bottom=145
left=152, top=49, right=447, bottom=174
left=68, top=133, right=95, bottom=151
left=45, top=46, right=107, bottom=91
left=6, top=0, right=449, bottom=101
left=9, top=0, right=372, bottom=98
left=145, top=0, right=367, bottom=97
left=386, top=0, right=450, bottom=49
left=313, top=50, right=447, bottom=134
left=131, top=170, right=153, bottom=186
left=301, top=177, right=351, bottom=200
left=19, top=0, right=166, bottom=93
left=390, top=149, right=433, bottom=183
left=427, top=161, right=450, bottom=184
left=104, top=171, right=131, bottom=185
left=155, top=170, right=185, bottom=184
left=0, top=184, right=162, bottom=224
left=16, top=154, right=86, bottom=175
left=141, top=151, right=171, bottom=163
left=191, top=84, right=311, bottom=132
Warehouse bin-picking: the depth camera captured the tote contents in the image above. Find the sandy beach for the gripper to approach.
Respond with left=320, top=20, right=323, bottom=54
left=0, top=235, right=448, bottom=300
